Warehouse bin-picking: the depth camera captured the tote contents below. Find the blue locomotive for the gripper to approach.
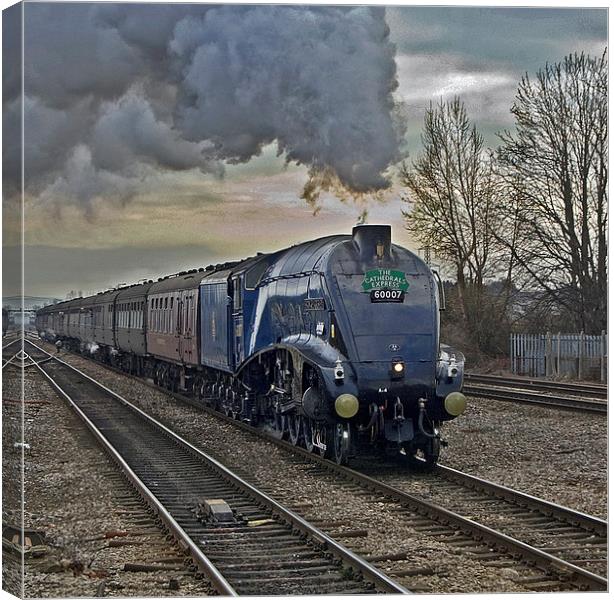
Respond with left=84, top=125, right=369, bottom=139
left=36, top=225, right=466, bottom=466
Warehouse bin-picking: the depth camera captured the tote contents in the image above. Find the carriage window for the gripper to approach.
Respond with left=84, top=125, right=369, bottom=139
left=233, top=278, right=242, bottom=310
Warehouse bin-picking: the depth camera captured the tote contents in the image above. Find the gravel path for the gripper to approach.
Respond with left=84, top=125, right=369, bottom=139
left=39, top=344, right=597, bottom=594
left=2, top=360, right=214, bottom=598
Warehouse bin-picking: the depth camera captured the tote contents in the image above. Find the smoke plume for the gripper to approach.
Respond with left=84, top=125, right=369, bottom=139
left=7, top=4, right=405, bottom=210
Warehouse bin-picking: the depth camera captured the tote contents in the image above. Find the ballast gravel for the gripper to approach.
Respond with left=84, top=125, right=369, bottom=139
left=39, top=344, right=603, bottom=594
left=2, top=360, right=214, bottom=598
left=438, top=395, right=607, bottom=519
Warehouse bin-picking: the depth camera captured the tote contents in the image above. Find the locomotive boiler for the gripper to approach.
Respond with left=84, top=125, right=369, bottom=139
left=36, top=225, right=466, bottom=466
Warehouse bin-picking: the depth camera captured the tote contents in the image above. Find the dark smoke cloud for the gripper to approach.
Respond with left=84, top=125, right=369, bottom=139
left=10, top=4, right=405, bottom=210
left=91, top=92, right=222, bottom=176
left=40, top=145, right=140, bottom=216
left=24, top=4, right=142, bottom=109
left=171, top=6, right=403, bottom=192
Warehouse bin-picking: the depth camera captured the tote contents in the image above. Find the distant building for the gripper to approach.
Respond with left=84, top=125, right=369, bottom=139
left=2, top=296, right=61, bottom=310
left=2, top=296, right=61, bottom=329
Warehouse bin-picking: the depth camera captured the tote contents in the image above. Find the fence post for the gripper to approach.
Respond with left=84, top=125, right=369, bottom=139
left=578, top=331, right=584, bottom=380
left=556, top=332, right=561, bottom=376
left=545, top=331, right=551, bottom=377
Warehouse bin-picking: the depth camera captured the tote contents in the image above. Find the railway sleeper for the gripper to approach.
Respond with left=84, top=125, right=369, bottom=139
left=230, top=571, right=361, bottom=586
left=465, top=551, right=507, bottom=560
left=204, top=547, right=321, bottom=559
left=191, top=524, right=288, bottom=534
left=571, top=558, right=608, bottom=564
left=214, top=558, right=333, bottom=571
left=540, top=543, right=608, bottom=554
left=547, top=531, right=602, bottom=540
left=236, top=580, right=373, bottom=595
left=196, top=531, right=296, bottom=543
left=198, top=534, right=307, bottom=546
left=441, top=538, right=477, bottom=547
left=522, top=581, right=571, bottom=591
left=418, top=527, right=457, bottom=536
left=364, top=551, right=409, bottom=562
left=515, top=574, right=566, bottom=584
left=309, top=519, right=353, bottom=528
left=512, top=517, right=566, bottom=525
left=200, top=538, right=317, bottom=550
left=499, top=525, right=583, bottom=535
left=221, top=565, right=343, bottom=579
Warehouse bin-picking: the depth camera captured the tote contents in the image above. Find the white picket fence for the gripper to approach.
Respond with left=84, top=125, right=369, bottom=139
left=510, top=332, right=608, bottom=382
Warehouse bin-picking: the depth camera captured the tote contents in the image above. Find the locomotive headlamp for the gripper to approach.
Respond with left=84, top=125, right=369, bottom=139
left=391, top=359, right=405, bottom=379
left=447, top=359, right=459, bottom=378
left=444, top=392, right=467, bottom=416
left=335, top=393, right=359, bottom=418
left=334, top=358, right=345, bottom=381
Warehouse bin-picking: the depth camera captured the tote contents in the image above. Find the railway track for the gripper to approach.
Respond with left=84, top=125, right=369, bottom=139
left=3, top=339, right=52, bottom=369
left=24, top=340, right=408, bottom=596
left=466, top=373, right=607, bottom=399
left=204, top=415, right=609, bottom=590
left=463, top=382, right=607, bottom=415
left=28, top=340, right=608, bottom=592
left=358, top=462, right=608, bottom=578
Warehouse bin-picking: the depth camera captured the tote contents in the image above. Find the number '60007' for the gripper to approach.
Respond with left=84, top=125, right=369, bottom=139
left=370, top=289, right=405, bottom=302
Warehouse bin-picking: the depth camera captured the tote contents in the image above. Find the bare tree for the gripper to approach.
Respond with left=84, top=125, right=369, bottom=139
left=497, top=51, right=607, bottom=334
left=401, top=98, right=513, bottom=354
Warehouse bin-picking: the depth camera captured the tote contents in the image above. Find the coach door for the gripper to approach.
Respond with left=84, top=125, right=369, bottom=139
left=177, top=290, right=196, bottom=364
left=185, top=292, right=195, bottom=363
left=231, top=275, right=244, bottom=366
left=175, top=295, right=182, bottom=360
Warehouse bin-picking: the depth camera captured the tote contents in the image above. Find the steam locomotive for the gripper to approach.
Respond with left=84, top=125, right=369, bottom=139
left=36, top=225, right=466, bottom=465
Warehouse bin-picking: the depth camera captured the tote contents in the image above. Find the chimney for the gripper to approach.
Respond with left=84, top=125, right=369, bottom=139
left=352, top=224, right=392, bottom=262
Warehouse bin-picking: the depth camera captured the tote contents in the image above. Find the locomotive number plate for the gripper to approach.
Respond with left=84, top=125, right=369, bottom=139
left=370, top=289, right=405, bottom=303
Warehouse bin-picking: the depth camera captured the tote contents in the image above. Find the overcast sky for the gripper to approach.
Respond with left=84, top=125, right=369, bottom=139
left=2, top=3, right=607, bottom=299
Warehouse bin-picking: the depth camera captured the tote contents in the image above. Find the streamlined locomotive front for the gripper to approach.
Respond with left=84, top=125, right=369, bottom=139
left=315, top=225, right=466, bottom=464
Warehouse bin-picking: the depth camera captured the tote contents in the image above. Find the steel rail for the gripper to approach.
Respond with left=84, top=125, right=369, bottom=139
left=204, top=413, right=608, bottom=590
left=2, top=337, right=21, bottom=351
left=3, top=349, right=52, bottom=370
left=434, top=463, right=607, bottom=535
left=31, top=350, right=238, bottom=596
left=465, top=373, right=607, bottom=399
left=26, top=340, right=410, bottom=596
left=2, top=355, right=19, bottom=369
left=463, top=384, right=607, bottom=414
left=28, top=340, right=608, bottom=591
